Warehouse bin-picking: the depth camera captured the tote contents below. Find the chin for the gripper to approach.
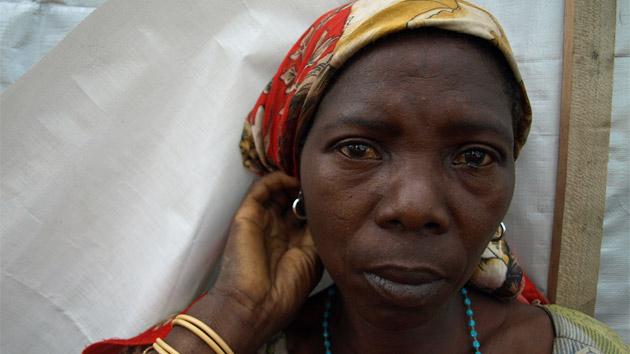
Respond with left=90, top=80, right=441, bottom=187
left=355, top=298, right=451, bottom=331
left=341, top=274, right=456, bottom=330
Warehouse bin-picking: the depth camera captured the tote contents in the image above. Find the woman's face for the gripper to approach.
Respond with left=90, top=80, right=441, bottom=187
left=299, top=32, right=515, bottom=327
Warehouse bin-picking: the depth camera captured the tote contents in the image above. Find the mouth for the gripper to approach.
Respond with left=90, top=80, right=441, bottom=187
left=363, top=267, right=445, bottom=307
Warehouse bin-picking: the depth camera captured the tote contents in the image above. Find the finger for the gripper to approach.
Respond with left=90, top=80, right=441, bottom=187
left=235, top=173, right=300, bottom=229
left=265, top=194, right=293, bottom=223
left=275, top=231, right=323, bottom=297
left=279, top=227, right=319, bottom=276
left=244, top=171, right=300, bottom=206
left=222, top=219, right=271, bottom=285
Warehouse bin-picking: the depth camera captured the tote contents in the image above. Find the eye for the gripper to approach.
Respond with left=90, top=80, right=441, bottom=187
left=453, top=149, right=494, bottom=168
left=338, top=142, right=381, bottom=159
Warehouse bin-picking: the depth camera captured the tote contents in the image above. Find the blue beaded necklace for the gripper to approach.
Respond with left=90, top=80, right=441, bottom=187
left=461, top=288, right=482, bottom=354
left=322, top=287, right=335, bottom=354
left=322, top=286, right=482, bottom=354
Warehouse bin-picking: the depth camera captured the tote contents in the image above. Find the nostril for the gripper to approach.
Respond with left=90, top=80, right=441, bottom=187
left=385, top=219, right=443, bottom=232
left=425, top=221, right=440, bottom=229
left=386, top=219, right=405, bottom=231
left=424, top=221, right=445, bottom=233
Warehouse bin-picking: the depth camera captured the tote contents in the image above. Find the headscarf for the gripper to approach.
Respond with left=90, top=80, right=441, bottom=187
left=240, top=0, right=533, bottom=302
left=240, top=0, right=532, bottom=177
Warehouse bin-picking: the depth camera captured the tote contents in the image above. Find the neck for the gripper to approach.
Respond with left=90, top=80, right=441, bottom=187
left=331, top=290, right=473, bottom=354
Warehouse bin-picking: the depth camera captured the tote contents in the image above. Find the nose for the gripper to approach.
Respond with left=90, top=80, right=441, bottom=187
left=374, top=162, right=451, bottom=234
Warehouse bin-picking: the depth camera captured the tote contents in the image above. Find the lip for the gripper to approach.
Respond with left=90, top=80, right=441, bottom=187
left=363, top=266, right=446, bottom=307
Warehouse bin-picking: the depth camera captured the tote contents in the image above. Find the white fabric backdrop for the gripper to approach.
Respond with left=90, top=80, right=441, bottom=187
left=1, top=0, right=627, bottom=352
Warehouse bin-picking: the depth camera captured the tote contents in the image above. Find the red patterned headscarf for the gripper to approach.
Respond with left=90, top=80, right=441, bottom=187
left=240, top=0, right=532, bottom=177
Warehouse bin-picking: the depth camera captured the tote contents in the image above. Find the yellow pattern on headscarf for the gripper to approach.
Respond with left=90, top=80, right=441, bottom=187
left=333, top=0, right=461, bottom=67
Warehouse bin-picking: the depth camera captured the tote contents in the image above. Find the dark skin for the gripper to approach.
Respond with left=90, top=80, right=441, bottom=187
left=163, top=32, right=554, bottom=353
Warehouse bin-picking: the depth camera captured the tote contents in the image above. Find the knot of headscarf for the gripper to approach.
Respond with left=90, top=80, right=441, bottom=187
left=240, top=0, right=533, bottom=303
left=240, top=0, right=532, bottom=177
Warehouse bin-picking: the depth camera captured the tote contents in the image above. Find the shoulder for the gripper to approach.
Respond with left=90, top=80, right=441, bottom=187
left=474, top=293, right=554, bottom=353
left=539, top=304, right=629, bottom=354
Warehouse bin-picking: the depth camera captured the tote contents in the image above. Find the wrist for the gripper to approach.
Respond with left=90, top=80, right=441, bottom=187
left=165, top=287, right=275, bottom=353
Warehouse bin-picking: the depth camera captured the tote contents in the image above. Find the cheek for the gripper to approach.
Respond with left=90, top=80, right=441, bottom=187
left=467, top=165, right=515, bottom=220
left=300, top=142, right=380, bottom=223
left=299, top=151, right=381, bottom=278
left=451, top=165, right=515, bottom=265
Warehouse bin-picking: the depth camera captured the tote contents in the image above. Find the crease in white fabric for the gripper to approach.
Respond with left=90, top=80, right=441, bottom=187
left=1, top=272, right=90, bottom=341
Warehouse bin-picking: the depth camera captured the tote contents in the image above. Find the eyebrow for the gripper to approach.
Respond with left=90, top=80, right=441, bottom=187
left=322, top=117, right=513, bottom=141
left=443, top=120, right=514, bottom=143
left=321, top=117, right=401, bottom=135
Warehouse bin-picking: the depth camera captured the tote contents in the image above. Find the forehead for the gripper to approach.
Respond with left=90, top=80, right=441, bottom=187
left=330, top=30, right=509, bottom=100
left=311, top=30, right=514, bottom=137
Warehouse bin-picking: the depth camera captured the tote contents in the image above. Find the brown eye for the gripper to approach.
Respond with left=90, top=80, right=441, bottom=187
left=339, top=143, right=381, bottom=159
left=454, top=149, right=493, bottom=168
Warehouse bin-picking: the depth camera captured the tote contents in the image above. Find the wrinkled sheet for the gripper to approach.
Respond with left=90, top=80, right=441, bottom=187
left=1, top=0, right=628, bottom=352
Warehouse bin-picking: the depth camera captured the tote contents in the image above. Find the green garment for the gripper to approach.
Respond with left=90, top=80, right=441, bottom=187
left=541, top=305, right=628, bottom=354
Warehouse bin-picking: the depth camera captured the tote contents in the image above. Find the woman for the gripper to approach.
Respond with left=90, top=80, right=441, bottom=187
left=86, top=0, right=626, bottom=353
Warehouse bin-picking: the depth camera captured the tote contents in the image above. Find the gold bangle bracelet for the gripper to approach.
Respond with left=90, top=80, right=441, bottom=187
left=155, top=338, right=181, bottom=354
left=172, top=318, right=225, bottom=354
left=175, top=314, right=234, bottom=354
left=151, top=342, right=170, bottom=354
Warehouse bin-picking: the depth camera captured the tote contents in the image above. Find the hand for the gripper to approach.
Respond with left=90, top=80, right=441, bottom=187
left=216, top=171, right=322, bottom=326
left=168, top=172, right=322, bottom=353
